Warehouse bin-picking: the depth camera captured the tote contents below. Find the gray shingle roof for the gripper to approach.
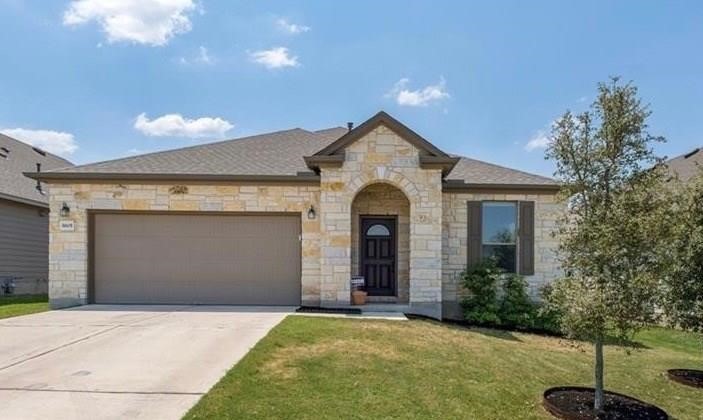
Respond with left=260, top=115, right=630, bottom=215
left=665, top=147, right=702, bottom=182
left=446, top=155, right=557, bottom=186
left=36, top=126, right=556, bottom=188
left=57, top=128, right=348, bottom=176
left=0, top=134, right=73, bottom=207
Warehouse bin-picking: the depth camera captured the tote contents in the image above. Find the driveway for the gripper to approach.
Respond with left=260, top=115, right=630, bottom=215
left=0, top=305, right=293, bottom=420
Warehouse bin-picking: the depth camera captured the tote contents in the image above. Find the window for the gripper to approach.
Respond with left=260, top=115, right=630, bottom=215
left=366, top=224, right=390, bottom=236
left=481, top=202, right=517, bottom=272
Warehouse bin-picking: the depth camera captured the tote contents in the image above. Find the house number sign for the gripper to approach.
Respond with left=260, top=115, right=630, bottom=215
left=59, top=220, right=75, bottom=232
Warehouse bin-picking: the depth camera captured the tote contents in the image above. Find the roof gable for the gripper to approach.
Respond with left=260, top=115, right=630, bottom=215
left=312, top=111, right=448, bottom=157
left=304, top=111, right=459, bottom=176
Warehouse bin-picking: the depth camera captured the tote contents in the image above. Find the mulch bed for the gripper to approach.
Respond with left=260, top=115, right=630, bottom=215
left=666, top=369, right=703, bottom=388
left=296, top=306, right=362, bottom=315
left=543, top=387, right=668, bottom=420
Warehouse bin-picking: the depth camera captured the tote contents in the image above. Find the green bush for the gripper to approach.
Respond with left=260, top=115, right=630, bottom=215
left=533, top=284, right=563, bottom=333
left=498, top=274, right=536, bottom=329
left=461, top=259, right=502, bottom=324
left=461, top=259, right=563, bottom=333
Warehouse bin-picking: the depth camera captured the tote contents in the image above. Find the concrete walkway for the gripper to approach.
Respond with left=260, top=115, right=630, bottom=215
left=0, top=305, right=293, bottom=420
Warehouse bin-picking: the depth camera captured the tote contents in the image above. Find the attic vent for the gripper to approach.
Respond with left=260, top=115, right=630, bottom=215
left=32, top=147, right=47, bottom=156
left=0, top=152, right=6, bottom=159
left=0, top=147, right=9, bottom=153
left=684, top=148, right=700, bottom=159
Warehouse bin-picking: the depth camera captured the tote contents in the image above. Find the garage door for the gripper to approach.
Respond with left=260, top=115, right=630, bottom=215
left=92, top=213, right=301, bottom=305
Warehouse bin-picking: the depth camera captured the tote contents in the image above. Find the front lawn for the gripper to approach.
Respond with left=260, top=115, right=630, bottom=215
left=185, top=316, right=701, bottom=420
left=0, top=294, right=49, bottom=320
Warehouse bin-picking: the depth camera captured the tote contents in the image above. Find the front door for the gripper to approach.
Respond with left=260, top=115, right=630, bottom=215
left=360, top=217, right=396, bottom=296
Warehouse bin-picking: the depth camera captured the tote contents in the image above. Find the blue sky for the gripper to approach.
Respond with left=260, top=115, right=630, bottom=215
left=0, top=1, right=701, bottom=176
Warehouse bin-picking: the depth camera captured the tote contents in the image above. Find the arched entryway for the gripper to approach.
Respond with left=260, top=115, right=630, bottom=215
left=351, top=183, right=410, bottom=303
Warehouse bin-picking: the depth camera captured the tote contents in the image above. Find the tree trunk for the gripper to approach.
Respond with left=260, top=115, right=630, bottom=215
left=594, top=337, right=605, bottom=412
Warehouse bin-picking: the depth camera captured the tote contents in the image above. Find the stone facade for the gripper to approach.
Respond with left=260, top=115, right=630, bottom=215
left=351, top=183, right=410, bottom=303
left=318, top=125, right=444, bottom=317
left=441, top=192, right=562, bottom=319
left=45, top=123, right=562, bottom=319
left=47, top=183, right=321, bottom=308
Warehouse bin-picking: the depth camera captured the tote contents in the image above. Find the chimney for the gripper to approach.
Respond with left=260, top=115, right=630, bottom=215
left=347, top=122, right=354, bottom=132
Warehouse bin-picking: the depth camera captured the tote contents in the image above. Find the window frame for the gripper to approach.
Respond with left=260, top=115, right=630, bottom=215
left=480, top=200, right=519, bottom=273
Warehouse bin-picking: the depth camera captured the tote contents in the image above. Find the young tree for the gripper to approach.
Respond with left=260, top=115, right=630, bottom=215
left=545, top=78, right=671, bottom=411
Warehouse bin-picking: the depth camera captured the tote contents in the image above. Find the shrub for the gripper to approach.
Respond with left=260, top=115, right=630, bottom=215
left=498, top=274, right=535, bottom=329
left=533, top=284, right=563, bottom=334
left=461, top=259, right=502, bottom=324
left=461, top=259, right=564, bottom=333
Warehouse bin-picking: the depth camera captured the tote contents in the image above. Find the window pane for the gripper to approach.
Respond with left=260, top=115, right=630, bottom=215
left=366, top=224, right=390, bottom=236
left=482, top=245, right=516, bottom=272
left=482, top=202, right=516, bottom=244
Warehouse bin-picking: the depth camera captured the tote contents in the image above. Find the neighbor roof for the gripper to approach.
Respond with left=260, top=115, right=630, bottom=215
left=665, top=147, right=702, bottom=182
left=0, top=134, right=73, bottom=207
left=26, top=116, right=557, bottom=190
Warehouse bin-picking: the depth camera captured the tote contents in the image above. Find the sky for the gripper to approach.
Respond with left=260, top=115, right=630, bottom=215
left=0, top=1, right=701, bottom=177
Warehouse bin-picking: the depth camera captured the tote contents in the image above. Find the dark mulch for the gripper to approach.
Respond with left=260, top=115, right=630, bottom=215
left=667, top=369, right=703, bottom=388
left=296, top=306, right=362, bottom=315
left=543, top=387, right=668, bottom=420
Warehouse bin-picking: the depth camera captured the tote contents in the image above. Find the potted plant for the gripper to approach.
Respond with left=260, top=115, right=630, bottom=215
left=351, top=276, right=367, bottom=305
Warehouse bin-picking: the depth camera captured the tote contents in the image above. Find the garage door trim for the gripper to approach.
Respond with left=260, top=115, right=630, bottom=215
left=87, top=210, right=302, bottom=304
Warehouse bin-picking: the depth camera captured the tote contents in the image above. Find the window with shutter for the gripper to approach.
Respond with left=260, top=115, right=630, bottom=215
left=466, top=200, right=535, bottom=275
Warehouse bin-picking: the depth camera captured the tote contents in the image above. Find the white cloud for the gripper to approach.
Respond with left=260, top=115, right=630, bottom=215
left=63, top=0, right=198, bottom=46
left=179, top=45, right=214, bottom=65
left=276, top=18, right=310, bottom=34
left=249, top=47, right=299, bottom=69
left=386, top=77, right=450, bottom=107
left=524, top=130, right=550, bottom=151
left=1, top=128, right=78, bottom=157
left=134, top=113, right=234, bottom=138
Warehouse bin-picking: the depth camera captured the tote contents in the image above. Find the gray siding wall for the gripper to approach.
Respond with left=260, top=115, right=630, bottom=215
left=0, top=198, right=49, bottom=295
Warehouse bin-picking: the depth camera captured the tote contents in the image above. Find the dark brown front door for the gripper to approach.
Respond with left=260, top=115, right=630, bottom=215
left=360, top=217, right=396, bottom=296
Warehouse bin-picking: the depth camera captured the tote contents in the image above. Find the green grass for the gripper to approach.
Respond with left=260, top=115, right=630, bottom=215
left=0, top=294, right=49, bottom=320
left=185, top=317, right=702, bottom=420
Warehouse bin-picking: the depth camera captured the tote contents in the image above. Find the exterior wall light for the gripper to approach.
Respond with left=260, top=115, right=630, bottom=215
left=60, top=202, right=70, bottom=218
left=307, top=205, right=316, bottom=220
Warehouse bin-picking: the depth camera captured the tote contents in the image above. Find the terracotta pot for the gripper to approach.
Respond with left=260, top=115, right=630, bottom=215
left=351, top=290, right=367, bottom=305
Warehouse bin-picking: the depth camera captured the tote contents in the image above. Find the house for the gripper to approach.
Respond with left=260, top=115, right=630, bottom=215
left=26, top=111, right=561, bottom=319
left=1, top=134, right=73, bottom=295
left=665, top=146, right=702, bottom=182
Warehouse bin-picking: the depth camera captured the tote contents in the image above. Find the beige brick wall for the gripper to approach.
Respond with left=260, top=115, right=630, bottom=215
left=319, top=124, right=443, bottom=317
left=351, top=183, right=410, bottom=303
left=47, top=183, right=321, bottom=308
left=441, top=191, right=562, bottom=318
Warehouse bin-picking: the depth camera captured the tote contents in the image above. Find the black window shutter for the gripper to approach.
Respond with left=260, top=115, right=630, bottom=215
left=467, top=201, right=482, bottom=267
left=518, top=201, right=535, bottom=275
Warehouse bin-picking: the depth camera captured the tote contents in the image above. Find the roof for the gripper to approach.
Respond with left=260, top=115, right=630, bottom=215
left=0, top=133, right=73, bottom=207
left=26, top=113, right=557, bottom=191
left=665, top=147, right=702, bottom=182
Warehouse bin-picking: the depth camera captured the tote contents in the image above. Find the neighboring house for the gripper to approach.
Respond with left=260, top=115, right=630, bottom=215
left=27, top=111, right=561, bottom=319
left=0, top=134, right=73, bottom=295
left=665, top=146, right=702, bottom=182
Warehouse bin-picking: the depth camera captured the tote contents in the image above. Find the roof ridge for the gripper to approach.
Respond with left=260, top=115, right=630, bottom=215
left=452, top=154, right=556, bottom=183
left=49, top=127, right=311, bottom=173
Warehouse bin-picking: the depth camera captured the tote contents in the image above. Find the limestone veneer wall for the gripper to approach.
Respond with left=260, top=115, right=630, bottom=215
left=319, top=124, right=443, bottom=317
left=441, top=191, right=562, bottom=319
left=47, top=183, right=321, bottom=308
left=351, top=183, right=410, bottom=303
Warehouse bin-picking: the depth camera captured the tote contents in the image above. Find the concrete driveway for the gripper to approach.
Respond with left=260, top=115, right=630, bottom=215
left=0, top=305, right=293, bottom=420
